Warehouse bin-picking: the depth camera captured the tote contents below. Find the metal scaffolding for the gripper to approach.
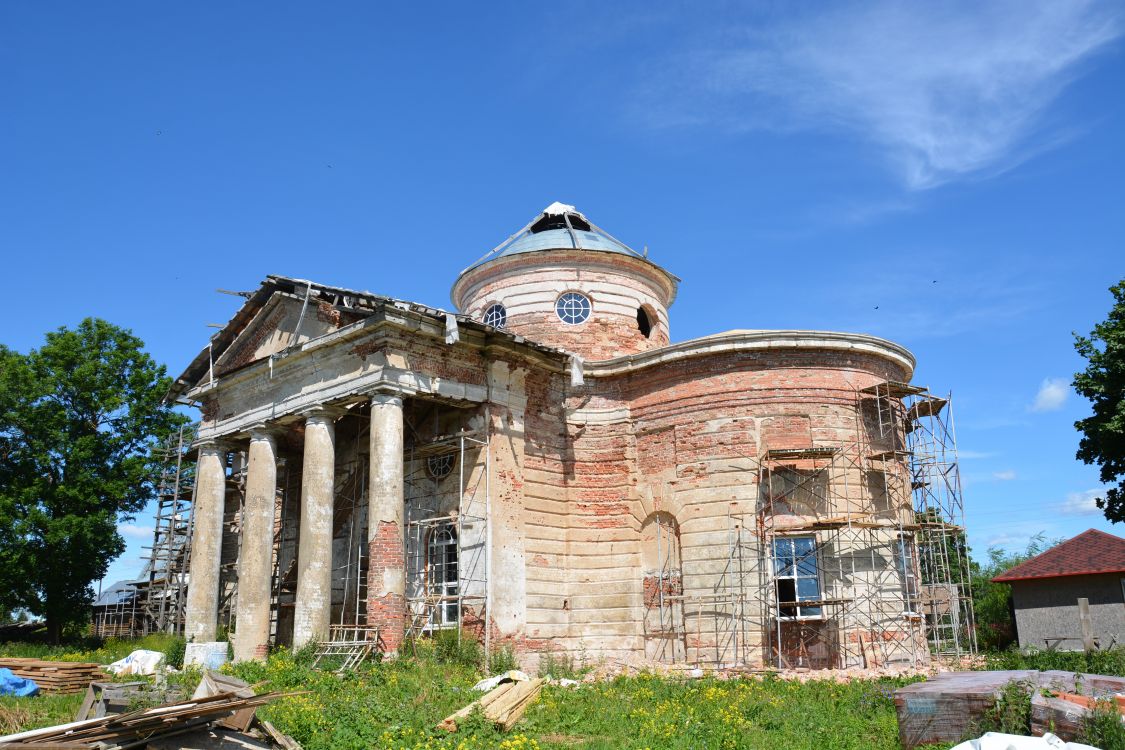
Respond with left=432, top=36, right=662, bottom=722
left=403, top=428, right=490, bottom=652
left=641, top=382, right=974, bottom=670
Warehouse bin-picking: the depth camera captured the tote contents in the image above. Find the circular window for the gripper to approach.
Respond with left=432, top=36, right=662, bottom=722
left=426, top=453, right=456, bottom=480
left=483, top=303, right=506, bottom=329
left=555, top=292, right=591, bottom=325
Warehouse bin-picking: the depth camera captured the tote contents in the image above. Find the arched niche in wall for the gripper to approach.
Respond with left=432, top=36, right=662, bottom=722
left=640, top=511, right=686, bottom=662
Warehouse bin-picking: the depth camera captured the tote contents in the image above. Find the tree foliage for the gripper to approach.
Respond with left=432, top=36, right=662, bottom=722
left=0, top=319, right=183, bottom=640
left=971, top=533, right=1059, bottom=651
left=1073, top=279, right=1125, bottom=523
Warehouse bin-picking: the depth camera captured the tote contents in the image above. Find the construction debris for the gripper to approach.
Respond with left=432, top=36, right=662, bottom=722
left=439, top=677, right=546, bottom=732
left=105, top=649, right=165, bottom=676
left=74, top=682, right=152, bottom=721
left=0, top=659, right=106, bottom=694
left=0, top=670, right=302, bottom=750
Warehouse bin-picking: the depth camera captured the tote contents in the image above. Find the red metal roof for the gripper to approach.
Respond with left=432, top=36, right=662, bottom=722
left=992, top=529, right=1125, bottom=582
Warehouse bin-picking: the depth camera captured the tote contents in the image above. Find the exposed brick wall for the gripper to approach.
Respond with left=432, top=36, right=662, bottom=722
left=367, top=520, right=406, bottom=654
left=453, top=251, right=674, bottom=361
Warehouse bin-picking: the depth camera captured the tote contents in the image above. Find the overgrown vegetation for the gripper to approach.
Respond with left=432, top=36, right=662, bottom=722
left=0, top=636, right=920, bottom=749
left=983, top=645, right=1125, bottom=677
left=974, top=679, right=1033, bottom=735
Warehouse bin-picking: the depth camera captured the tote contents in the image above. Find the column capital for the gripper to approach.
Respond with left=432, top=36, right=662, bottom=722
left=300, top=405, right=349, bottom=423
left=195, top=438, right=231, bottom=454
left=368, top=388, right=404, bottom=408
left=246, top=422, right=282, bottom=443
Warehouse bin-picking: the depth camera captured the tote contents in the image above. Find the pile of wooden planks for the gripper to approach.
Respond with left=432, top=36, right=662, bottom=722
left=0, top=690, right=285, bottom=748
left=0, top=659, right=107, bottom=694
left=439, top=678, right=546, bottom=732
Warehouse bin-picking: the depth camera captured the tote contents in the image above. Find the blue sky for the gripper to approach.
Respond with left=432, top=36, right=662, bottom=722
left=1, top=1, right=1122, bottom=587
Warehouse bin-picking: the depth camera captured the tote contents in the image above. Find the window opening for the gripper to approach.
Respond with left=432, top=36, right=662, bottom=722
left=426, top=523, right=459, bottom=628
left=637, top=306, right=653, bottom=338
left=556, top=292, right=591, bottom=325
left=773, top=536, right=823, bottom=619
left=483, top=303, right=506, bottom=329
left=896, top=535, right=920, bottom=613
left=426, top=452, right=455, bottom=480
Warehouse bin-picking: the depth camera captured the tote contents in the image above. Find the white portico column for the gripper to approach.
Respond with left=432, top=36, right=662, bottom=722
left=367, top=391, right=405, bottom=656
left=233, top=426, right=278, bottom=662
left=293, top=408, right=336, bottom=649
left=184, top=440, right=227, bottom=642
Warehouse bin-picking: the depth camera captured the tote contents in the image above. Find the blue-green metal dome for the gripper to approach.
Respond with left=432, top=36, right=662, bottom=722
left=462, top=202, right=648, bottom=273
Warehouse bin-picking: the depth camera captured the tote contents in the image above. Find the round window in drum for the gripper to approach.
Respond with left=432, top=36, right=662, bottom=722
left=555, top=292, right=591, bottom=325
left=483, top=303, right=506, bottom=329
left=426, top=452, right=456, bottom=480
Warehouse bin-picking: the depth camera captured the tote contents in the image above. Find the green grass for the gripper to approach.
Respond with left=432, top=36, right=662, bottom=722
left=0, top=633, right=185, bottom=665
left=16, top=637, right=1121, bottom=749
left=219, top=646, right=922, bottom=750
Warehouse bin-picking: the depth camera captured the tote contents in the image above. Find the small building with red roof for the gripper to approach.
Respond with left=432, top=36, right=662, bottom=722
left=992, top=528, right=1125, bottom=650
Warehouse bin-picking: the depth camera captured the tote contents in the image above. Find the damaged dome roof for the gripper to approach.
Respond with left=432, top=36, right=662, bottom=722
left=461, top=202, right=648, bottom=272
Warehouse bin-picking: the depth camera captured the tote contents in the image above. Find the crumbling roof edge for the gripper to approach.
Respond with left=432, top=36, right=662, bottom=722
left=166, top=274, right=569, bottom=402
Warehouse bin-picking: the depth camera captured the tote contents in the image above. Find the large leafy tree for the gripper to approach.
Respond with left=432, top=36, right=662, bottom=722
left=1073, top=280, right=1125, bottom=523
left=0, top=319, right=183, bottom=641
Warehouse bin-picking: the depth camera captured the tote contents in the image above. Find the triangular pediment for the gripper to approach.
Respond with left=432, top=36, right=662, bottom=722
left=211, top=292, right=338, bottom=378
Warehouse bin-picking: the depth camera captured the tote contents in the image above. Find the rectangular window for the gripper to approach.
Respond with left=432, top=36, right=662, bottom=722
left=896, top=536, right=920, bottom=614
left=773, top=536, right=823, bottom=619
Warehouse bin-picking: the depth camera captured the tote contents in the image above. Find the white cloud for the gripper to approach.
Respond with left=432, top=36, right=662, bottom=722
left=118, top=523, right=154, bottom=540
left=1059, top=488, right=1102, bottom=516
left=635, top=1, right=1122, bottom=189
left=993, top=470, right=1017, bottom=481
left=957, top=450, right=997, bottom=460
left=1030, top=377, right=1070, bottom=412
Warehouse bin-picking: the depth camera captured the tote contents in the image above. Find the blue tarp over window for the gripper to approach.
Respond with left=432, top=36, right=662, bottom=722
left=0, top=667, right=39, bottom=697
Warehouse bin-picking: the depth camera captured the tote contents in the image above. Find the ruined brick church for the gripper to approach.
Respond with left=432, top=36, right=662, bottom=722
left=171, top=203, right=974, bottom=670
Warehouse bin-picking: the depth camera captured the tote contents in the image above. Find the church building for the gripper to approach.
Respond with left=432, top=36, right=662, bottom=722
left=170, top=203, right=974, bottom=670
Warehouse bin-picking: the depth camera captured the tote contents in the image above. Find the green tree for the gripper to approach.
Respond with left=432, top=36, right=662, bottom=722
left=0, top=319, right=183, bottom=641
left=1073, top=279, right=1125, bottom=523
left=972, top=533, right=1058, bottom=651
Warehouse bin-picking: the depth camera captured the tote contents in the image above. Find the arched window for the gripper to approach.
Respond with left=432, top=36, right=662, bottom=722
left=426, top=523, right=459, bottom=628
left=637, top=306, right=654, bottom=338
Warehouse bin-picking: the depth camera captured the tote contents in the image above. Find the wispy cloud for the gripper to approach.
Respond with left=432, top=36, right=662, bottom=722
left=118, top=523, right=154, bottom=540
left=993, top=470, right=1017, bottom=481
left=1059, top=488, right=1102, bottom=516
left=1030, top=377, right=1070, bottom=412
left=634, top=1, right=1122, bottom=189
left=958, top=450, right=997, bottom=460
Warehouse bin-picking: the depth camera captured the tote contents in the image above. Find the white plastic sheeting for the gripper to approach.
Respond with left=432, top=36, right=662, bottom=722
left=105, top=649, right=165, bottom=676
left=949, top=732, right=1101, bottom=750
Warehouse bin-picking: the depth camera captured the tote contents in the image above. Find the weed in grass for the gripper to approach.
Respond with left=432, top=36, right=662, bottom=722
left=973, top=679, right=1032, bottom=737
left=984, top=646, right=1125, bottom=677
left=538, top=652, right=585, bottom=680
left=1079, top=698, right=1125, bottom=750
left=489, top=645, right=519, bottom=673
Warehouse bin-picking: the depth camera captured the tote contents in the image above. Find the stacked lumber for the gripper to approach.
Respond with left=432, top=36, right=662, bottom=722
left=0, top=659, right=107, bottom=694
left=0, top=690, right=284, bottom=748
left=439, top=678, right=546, bottom=732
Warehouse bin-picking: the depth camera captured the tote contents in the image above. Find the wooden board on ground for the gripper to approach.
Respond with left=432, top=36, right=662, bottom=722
left=438, top=678, right=546, bottom=733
